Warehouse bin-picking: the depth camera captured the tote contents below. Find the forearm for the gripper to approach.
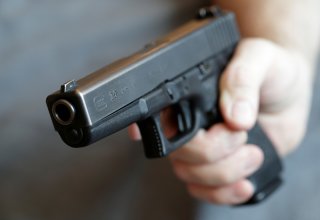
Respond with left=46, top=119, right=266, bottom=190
left=213, top=0, right=320, bottom=66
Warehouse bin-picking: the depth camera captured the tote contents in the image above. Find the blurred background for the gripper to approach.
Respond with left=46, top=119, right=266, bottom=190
left=0, top=0, right=319, bottom=219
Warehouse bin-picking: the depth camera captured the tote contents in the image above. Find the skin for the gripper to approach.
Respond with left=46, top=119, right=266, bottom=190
left=129, top=0, right=320, bottom=205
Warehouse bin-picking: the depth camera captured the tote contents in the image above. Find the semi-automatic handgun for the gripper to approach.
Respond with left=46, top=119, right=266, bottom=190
left=46, top=7, right=282, bottom=204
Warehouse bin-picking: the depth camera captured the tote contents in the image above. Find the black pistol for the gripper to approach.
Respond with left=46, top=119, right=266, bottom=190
left=46, top=7, right=282, bottom=205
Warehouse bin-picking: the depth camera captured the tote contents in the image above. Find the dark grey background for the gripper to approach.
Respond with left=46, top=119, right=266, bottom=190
left=0, top=0, right=319, bottom=219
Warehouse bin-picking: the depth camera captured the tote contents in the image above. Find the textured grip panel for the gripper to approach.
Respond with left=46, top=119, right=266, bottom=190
left=245, top=123, right=283, bottom=204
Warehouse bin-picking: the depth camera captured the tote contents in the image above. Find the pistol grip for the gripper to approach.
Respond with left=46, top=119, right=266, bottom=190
left=244, top=123, right=283, bottom=204
left=139, top=117, right=282, bottom=204
left=137, top=96, right=282, bottom=204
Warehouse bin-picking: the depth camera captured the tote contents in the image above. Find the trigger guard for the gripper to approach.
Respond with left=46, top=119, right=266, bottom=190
left=137, top=106, right=204, bottom=158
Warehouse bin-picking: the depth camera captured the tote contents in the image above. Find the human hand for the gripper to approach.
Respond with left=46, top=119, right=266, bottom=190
left=129, top=38, right=312, bottom=205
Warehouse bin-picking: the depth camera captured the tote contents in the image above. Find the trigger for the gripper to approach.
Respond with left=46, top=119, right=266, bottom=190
left=176, top=101, right=193, bottom=133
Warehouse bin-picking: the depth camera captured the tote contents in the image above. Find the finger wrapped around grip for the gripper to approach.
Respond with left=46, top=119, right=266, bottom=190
left=171, top=144, right=263, bottom=186
left=187, top=179, right=254, bottom=205
left=169, top=123, right=247, bottom=164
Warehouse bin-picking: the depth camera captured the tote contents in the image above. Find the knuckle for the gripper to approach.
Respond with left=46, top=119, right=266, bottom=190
left=226, top=63, right=254, bottom=89
left=188, top=168, right=205, bottom=184
left=197, top=144, right=215, bottom=163
left=173, top=163, right=204, bottom=184
left=172, top=161, right=188, bottom=181
left=191, top=131, right=217, bottom=163
left=215, top=170, right=235, bottom=185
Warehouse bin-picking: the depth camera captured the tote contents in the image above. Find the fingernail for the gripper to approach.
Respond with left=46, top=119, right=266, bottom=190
left=232, top=100, right=253, bottom=126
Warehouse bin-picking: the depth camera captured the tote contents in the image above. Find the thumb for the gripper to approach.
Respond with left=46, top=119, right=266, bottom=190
left=219, top=39, right=274, bottom=130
